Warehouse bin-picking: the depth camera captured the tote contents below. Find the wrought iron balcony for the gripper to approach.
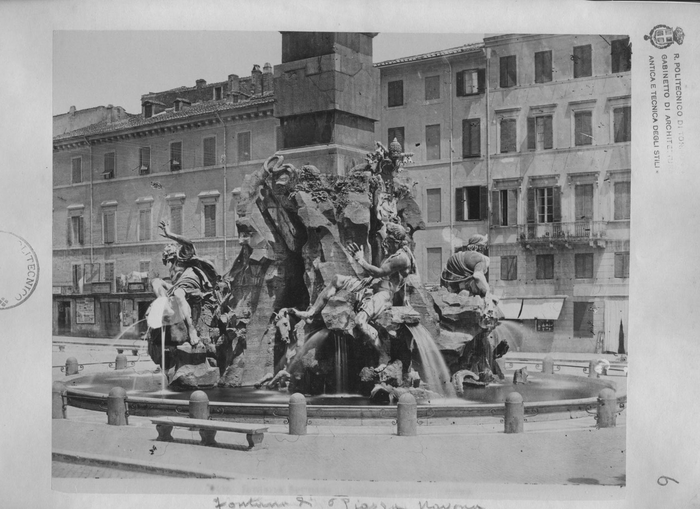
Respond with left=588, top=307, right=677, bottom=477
left=517, top=221, right=606, bottom=245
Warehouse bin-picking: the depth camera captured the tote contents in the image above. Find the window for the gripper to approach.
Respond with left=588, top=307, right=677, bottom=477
left=575, top=253, right=594, bottom=278
left=492, top=188, right=518, bottom=226
left=203, top=137, right=217, bottom=167
left=174, top=101, right=182, bottom=113
left=103, top=152, right=115, bottom=179
left=501, top=256, right=517, bottom=281
left=536, top=254, right=554, bottom=280
left=611, top=38, right=631, bottom=73
left=536, top=187, right=554, bottom=223
left=204, top=204, right=216, bottom=237
left=238, top=132, right=251, bottom=163
left=425, top=76, right=440, bottom=101
left=71, top=157, right=82, bottom=184
left=426, top=247, right=442, bottom=284
left=456, top=186, right=487, bottom=221
left=614, top=106, right=631, bottom=143
left=527, top=115, right=553, bottom=150
left=104, top=262, right=115, bottom=288
left=67, top=215, right=84, bottom=246
left=388, top=127, right=405, bottom=150
left=535, top=50, right=552, bottom=84
left=72, top=264, right=82, bottom=292
left=103, top=210, right=116, bottom=244
left=139, top=147, right=150, bottom=174
left=462, top=118, right=481, bottom=158
left=139, top=260, right=151, bottom=274
left=426, top=188, right=441, bottom=223
left=615, top=252, right=630, bottom=278
left=426, top=124, right=441, bottom=160
left=574, top=111, right=593, bottom=146
left=456, top=69, right=485, bottom=96
left=170, top=205, right=183, bottom=235
left=144, top=104, right=153, bottom=119
left=575, top=184, right=594, bottom=221
left=499, top=55, right=517, bottom=88
left=500, top=118, right=517, bottom=153
left=138, top=209, right=151, bottom=242
left=388, top=80, right=404, bottom=107
left=614, top=181, right=631, bottom=220
left=573, top=45, right=592, bottom=78
left=169, top=142, right=182, bottom=171
left=573, top=302, right=595, bottom=337
left=214, top=86, right=223, bottom=100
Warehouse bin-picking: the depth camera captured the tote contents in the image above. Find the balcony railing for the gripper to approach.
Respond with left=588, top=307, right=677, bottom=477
left=517, top=221, right=606, bottom=243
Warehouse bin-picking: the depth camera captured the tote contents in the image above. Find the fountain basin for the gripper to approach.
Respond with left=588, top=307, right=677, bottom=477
left=64, top=370, right=624, bottom=426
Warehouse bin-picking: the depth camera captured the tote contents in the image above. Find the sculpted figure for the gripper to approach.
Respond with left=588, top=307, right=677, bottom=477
left=291, top=222, right=415, bottom=348
left=150, top=220, right=219, bottom=351
left=441, top=234, right=493, bottom=300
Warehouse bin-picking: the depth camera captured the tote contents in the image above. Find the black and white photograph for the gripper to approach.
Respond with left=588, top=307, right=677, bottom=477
left=2, top=1, right=700, bottom=508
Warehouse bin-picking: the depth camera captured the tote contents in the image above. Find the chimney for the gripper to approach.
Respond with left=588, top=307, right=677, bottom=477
left=106, top=104, right=114, bottom=123
left=251, top=64, right=262, bottom=95
left=196, top=79, right=207, bottom=89
left=228, top=74, right=240, bottom=102
left=69, top=105, right=76, bottom=116
left=262, top=62, right=273, bottom=93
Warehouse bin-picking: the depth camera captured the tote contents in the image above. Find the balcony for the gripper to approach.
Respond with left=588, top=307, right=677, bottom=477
left=517, top=221, right=607, bottom=248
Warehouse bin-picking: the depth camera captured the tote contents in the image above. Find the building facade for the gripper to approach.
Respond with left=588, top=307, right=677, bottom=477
left=53, top=34, right=631, bottom=353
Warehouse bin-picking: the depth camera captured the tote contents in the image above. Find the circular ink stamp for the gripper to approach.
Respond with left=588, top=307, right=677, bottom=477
left=0, top=231, right=39, bottom=310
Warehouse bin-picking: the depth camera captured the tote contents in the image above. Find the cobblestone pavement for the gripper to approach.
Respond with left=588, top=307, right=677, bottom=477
left=52, top=461, right=173, bottom=479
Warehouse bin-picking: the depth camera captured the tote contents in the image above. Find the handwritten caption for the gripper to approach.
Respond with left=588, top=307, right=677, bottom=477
left=213, top=498, right=485, bottom=509
left=649, top=53, right=685, bottom=169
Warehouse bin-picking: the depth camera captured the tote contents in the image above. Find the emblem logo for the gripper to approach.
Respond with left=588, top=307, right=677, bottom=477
left=644, top=25, right=685, bottom=49
left=0, top=231, right=39, bottom=310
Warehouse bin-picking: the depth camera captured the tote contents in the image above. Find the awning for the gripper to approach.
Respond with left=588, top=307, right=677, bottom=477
left=518, top=297, right=566, bottom=320
left=497, top=298, right=523, bottom=319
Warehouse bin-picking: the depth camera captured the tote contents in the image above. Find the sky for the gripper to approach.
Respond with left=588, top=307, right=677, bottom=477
left=53, top=31, right=484, bottom=115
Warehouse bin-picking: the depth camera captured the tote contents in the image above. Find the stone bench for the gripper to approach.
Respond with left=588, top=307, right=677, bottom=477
left=150, top=416, right=268, bottom=448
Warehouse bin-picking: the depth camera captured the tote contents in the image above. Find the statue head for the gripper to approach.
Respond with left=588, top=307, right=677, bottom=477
left=384, top=222, right=408, bottom=254
left=162, top=243, right=185, bottom=280
left=465, top=234, right=488, bottom=253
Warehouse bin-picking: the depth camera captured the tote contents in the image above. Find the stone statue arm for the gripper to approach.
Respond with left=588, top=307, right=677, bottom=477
left=471, top=269, right=491, bottom=298
left=347, top=243, right=409, bottom=278
left=159, top=220, right=194, bottom=251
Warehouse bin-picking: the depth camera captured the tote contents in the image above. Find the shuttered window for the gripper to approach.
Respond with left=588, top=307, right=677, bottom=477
left=536, top=254, right=554, bottom=280
left=139, top=147, right=150, bottom=174
left=426, top=247, right=442, bottom=284
left=426, top=124, right=441, bottom=160
left=499, top=55, right=517, bottom=88
left=203, top=137, right=216, bottom=167
left=104, top=262, right=114, bottom=285
left=574, top=111, right=593, bottom=146
left=462, top=118, right=480, bottom=158
left=575, top=253, right=594, bottom=278
left=456, top=69, right=485, bottom=96
left=456, top=186, right=487, bottom=221
left=500, top=118, right=517, bottom=153
left=425, top=76, right=440, bottom=100
left=103, top=210, right=116, bottom=244
left=388, top=80, right=404, bottom=107
left=103, top=152, right=115, bottom=179
left=614, top=182, right=631, bottom=220
left=68, top=216, right=84, bottom=246
left=501, top=256, right=517, bottom=281
left=426, top=188, right=441, bottom=223
left=170, top=142, right=182, bottom=171
left=527, top=116, right=553, bottom=150
left=204, top=204, right=216, bottom=237
left=491, top=189, right=518, bottom=227
left=388, top=127, right=405, bottom=149
left=573, top=45, right=592, bottom=78
left=573, top=302, right=595, bottom=337
left=528, top=186, right=561, bottom=224
left=535, top=50, right=552, bottom=83
left=575, top=184, right=594, bottom=220
left=615, top=252, right=630, bottom=278
left=611, top=38, right=631, bottom=73
left=170, top=205, right=183, bottom=235
left=72, top=157, right=82, bottom=183
left=614, top=107, right=631, bottom=143
left=237, top=132, right=251, bottom=163
left=138, top=209, right=151, bottom=241
left=139, top=260, right=151, bottom=273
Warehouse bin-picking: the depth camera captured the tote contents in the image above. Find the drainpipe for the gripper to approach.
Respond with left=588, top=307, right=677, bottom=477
left=215, top=112, right=228, bottom=269
left=484, top=48, right=492, bottom=253
left=444, top=57, right=455, bottom=253
left=84, top=136, right=94, bottom=264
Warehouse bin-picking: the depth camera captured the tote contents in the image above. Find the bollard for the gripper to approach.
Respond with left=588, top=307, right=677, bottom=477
left=189, top=391, right=215, bottom=445
left=107, top=387, right=128, bottom=426
left=65, top=357, right=79, bottom=376
left=542, top=356, right=554, bottom=374
left=504, top=392, right=524, bottom=434
left=596, top=388, right=617, bottom=428
left=588, top=360, right=598, bottom=378
left=288, top=393, right=308, bottom=435
left=115, top=354, right=127, bottom=370
left=52, top=381, right=67, bottom=419
left=397, top=393, right=417, bottom=436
